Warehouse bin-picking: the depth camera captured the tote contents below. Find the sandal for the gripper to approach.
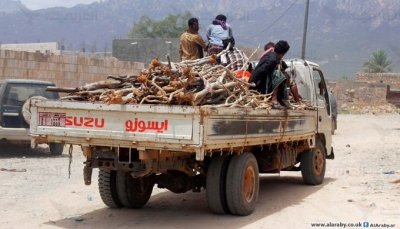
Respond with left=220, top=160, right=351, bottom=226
left=271, top=101, right=282, bottom=109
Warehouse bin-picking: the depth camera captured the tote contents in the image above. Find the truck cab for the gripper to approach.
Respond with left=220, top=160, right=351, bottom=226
left=284, top=59, right=334, bottom=158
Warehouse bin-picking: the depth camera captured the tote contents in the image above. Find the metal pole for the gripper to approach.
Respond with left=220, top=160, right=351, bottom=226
left=301, top=0, right=310, bottom=60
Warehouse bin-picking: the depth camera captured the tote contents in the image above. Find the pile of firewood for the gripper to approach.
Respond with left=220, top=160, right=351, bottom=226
left=46, top=50, right=307, bottom=110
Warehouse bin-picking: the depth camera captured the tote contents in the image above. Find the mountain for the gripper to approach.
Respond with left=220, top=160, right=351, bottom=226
left=0, top=0, right=24, bottom=13
left=0, top=0, right=400, bottom=79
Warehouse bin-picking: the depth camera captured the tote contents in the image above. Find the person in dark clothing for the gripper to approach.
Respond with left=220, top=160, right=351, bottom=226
left=248, top=40, right=290, bottom=108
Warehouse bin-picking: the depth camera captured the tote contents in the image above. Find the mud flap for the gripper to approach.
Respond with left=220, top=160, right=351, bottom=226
left=326, top=147, right=335, bottom=160
left=84, top=165, right=93, bottom=185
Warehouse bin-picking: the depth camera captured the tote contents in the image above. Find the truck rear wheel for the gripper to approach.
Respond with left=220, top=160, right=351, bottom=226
left=116, top=171, right=132, bottom=208
left=127, top=173, right=154, bottom=208
left=301, top=139, right=326, bottom=185
left=206, top=155, right=231, bottom=214
left=116, top=171, right=154, bottom=209
left=226, top=153, right=259, bottom=216
left=98, top=169, right=123, bottom=208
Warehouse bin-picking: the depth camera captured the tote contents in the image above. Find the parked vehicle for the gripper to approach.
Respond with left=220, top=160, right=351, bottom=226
left=0, top=79, right=64, bottom=155
left=328, top=92, right=337, bottom=134
left=30, top=59, right=335, bottom=215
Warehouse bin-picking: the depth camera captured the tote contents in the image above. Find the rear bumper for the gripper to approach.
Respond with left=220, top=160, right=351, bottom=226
left=0, top=126, right=31, bottom=142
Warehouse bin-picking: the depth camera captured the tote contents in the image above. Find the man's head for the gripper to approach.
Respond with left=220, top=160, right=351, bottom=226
left=188, top=18, right=199, bottom=32
left=264, top=42, right=275, bottom=51
left=222, top=36, right=235, bottom=50
left=215, top=14, right=227, bottom=22
left=275, top=40, right=290, bottom=59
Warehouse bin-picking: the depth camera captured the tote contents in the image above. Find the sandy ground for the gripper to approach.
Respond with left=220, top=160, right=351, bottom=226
left=0, top=114, right=400, bottom=229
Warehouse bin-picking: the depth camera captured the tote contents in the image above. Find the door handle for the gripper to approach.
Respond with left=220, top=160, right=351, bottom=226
left=319, top=116, right=322, bottom=122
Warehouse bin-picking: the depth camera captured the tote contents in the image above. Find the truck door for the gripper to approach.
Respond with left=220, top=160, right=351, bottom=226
left=312, top=68, right=332, bottom=154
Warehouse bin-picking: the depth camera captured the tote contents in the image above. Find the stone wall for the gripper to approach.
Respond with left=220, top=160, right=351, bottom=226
left=327, top=81, right=387, bottom=106
left=0, top=49, right=144, bottom=88
left=356, top=73, right=400, bottom=89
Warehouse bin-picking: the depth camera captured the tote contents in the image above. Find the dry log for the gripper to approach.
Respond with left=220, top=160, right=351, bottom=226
left=49, top=46, right=316, bottom=111
left=78, top=80, right=123, bottom=91
left=46, top=86, right=78, bottom=93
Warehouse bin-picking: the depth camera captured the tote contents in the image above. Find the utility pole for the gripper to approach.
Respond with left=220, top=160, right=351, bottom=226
left=301, top=0, right=310, bottom=60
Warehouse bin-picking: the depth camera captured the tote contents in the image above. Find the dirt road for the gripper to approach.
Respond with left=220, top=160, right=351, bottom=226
left=1, top=114, right=399, bottom=229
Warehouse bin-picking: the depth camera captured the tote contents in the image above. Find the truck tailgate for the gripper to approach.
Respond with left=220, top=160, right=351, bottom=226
left=30, top=100, right=202, bottom=149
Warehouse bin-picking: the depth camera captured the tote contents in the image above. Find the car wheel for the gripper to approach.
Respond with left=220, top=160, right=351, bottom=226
left=49, top=143, right=64, bottom=155
left=22, top=96, right=47, bottom=125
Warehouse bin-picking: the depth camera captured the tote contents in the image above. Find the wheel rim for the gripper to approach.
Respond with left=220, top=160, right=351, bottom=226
left=243, top=166, right=256, bottom=203
left=314, top=149, right=324, bottom=175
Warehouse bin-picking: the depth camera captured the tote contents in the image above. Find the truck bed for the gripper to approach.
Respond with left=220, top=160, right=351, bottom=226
left=30, top=100, right=317, bottom=160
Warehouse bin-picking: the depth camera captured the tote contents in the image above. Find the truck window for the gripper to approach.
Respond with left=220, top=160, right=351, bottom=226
left=313, top=69, right=331, bottom=115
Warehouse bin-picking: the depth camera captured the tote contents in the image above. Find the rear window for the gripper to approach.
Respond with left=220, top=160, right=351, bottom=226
left=4, top=83, right=59, bottom=106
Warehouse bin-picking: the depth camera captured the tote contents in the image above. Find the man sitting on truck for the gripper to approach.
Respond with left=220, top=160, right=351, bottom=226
left=248, top=40, right=290, bottom=109
left=281, top=60, right=302, bottom=104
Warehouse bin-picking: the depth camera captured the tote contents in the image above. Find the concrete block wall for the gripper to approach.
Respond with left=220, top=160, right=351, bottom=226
left=0, top=49, right=145, bottom=88
left=0, top=42, right=60, bottom=55
left=113, top=38, right=181, bottom=63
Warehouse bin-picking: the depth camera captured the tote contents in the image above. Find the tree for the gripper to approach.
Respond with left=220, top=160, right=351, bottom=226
left=362, top=49, right=392, bottom=73
left=127, top=11, right=193, bottom=39
left=339, top=76, right=350, bottom=81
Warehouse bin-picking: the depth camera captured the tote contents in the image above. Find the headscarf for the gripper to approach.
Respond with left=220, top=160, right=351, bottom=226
left=259, top=47, right=274, bottom=60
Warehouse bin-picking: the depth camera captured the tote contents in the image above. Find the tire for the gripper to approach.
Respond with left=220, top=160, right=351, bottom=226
left=49, top=143, right=64, bottom=155
left=301, top=139, right=326, bottom=185
left=206, top=155, right=231, bottom=214
left=226, top=153, right=259, bottom=216
left=116, top=171, right=132, bottom=208
left=22, top=96, right=47, bottom=125
left=124, top=173, right=154, bottom=209
left=98, top=169, right=123, bottom=208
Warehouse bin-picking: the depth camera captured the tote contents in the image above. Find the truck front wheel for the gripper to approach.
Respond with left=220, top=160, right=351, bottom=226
left=206, top=155, right=231, bottom=214
left=98, top=169, right=123, bottom=208
left=226, top=153, right=259, bottom=216
left=301, top=139, right=326, bottom=185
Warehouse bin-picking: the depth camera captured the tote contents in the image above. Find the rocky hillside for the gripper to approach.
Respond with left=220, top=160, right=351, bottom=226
left=0, top=0, right=399, bottom=79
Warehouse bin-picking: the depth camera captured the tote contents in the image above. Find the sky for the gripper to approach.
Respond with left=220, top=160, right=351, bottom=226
left=20, top=0, right=100, bottom=10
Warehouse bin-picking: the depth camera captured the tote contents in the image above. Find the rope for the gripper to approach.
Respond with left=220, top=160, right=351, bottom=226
left=277, top=108, right=289, bottom=145
left=68, top=144, right=73, bottom=179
